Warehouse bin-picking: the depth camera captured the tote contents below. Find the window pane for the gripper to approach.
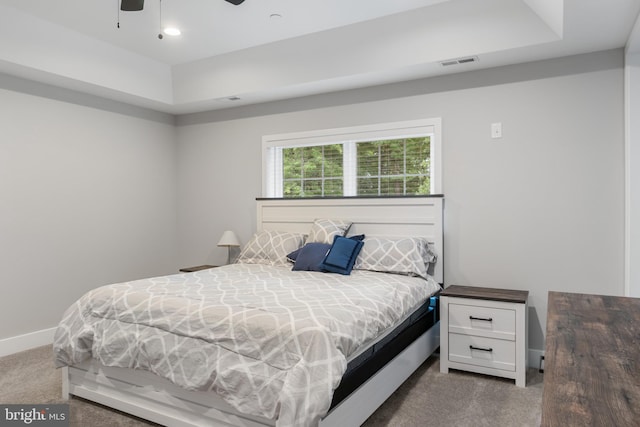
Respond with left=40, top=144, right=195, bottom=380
left=283, top=180, right=302, bottom=198
left=283, top=147, right=302, bottom=179
left=303, top=179, right=323, bottom=196
left=379, top=176, right=405, bottom=195
left=406, top=176, right=429, bottom=195
left=380, top=140, right=404, bottom=176
left=281, top=144, right=343, bottom=197
left=354, top=137, right=430, bottom=196
left=324, top=178, right=343, bottom=196
left=357, top=178, right=379, bottom=195
left=406, top=137, right=430, bottom=174
left=303, top=146, right=322, bottom=178
left=357, top=142, right=379, bottom=176
left=323, top=144, right=343, bottom=177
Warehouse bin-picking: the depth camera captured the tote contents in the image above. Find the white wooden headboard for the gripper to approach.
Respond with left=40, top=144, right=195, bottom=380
left=256, top=196, right=444, bottom=284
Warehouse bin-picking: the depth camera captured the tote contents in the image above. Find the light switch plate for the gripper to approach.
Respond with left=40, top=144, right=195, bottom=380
left=491, top=122, right=502, bottom=139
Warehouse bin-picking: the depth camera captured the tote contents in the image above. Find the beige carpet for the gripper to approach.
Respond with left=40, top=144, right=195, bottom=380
left=0, top=345, right=543, bottom=426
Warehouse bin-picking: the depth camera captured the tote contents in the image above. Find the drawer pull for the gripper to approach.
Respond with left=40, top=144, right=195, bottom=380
left=469, top=345, right=493, bottom=352
left=469, top=315, right=493, bottom=322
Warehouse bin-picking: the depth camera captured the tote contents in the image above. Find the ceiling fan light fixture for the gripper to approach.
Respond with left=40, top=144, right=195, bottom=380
left=120, top=0, right=145, bottom=11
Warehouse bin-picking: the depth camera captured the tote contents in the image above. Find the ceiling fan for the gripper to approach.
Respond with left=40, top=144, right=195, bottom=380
left=120, top=0, right=244, bottom=11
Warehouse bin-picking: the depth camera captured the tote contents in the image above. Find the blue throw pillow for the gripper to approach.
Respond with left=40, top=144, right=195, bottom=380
left=286, top=247, right=302, bottom=263
left=291, top=243, right=331, bottom=271
left=320, top=235, right=364, bottom=275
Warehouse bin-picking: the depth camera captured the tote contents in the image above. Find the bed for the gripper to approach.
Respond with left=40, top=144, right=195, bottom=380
left=54, top=196, right=444, bottom=427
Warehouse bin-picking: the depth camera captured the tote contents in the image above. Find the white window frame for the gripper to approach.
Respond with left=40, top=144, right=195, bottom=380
left=262, top=118, right=442, bottom=197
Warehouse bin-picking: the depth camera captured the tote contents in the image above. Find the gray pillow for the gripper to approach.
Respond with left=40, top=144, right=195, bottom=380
left=354, top=236, right=436, bottom=279
left=237, top=230, right=306, bottom=266
left=306, top=219, right=352, bottom=244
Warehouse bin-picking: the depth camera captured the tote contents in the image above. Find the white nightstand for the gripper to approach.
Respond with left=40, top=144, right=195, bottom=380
left=439, top=285, right=529, bottom=387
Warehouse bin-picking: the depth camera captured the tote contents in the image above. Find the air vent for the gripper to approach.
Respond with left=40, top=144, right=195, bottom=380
left=440, top=56, right=479, bottom=67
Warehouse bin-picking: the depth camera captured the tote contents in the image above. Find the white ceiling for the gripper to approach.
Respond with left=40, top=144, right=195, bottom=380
left=0, top=0, right=639, bottom=115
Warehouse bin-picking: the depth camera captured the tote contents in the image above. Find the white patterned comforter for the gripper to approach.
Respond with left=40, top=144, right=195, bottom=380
left=53, top=264, right=440, bottom=427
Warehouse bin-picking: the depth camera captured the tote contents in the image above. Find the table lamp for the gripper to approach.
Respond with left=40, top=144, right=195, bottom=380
left=217, top=230, right=240, bottom=264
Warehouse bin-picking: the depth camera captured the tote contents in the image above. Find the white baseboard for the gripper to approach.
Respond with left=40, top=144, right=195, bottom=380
left=528, top=348, right=544, bottom=370
left=0, top=327, right=56, bottom=358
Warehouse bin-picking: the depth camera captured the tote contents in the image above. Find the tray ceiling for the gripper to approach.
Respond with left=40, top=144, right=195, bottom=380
left=0, top=0, right=639, bottom=114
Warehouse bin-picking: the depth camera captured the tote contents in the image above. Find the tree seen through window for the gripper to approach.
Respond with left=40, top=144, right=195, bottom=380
left=281, top=137, right=430, bottom=197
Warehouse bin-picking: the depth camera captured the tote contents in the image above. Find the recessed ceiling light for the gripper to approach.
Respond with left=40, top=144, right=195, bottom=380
left=163, top=27, right=181, bottom=36
left=270, top=13, right=282, bottom=19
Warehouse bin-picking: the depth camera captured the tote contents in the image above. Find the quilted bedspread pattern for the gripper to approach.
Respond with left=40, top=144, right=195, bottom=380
left=53, top=264, right=439, bottom=426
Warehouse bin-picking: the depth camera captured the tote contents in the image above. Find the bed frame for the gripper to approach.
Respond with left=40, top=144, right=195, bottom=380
left=62, top=196, right=444, bottom=427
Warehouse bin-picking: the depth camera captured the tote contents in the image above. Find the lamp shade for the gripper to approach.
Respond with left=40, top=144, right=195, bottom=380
left=217, top=230, right=240, bottom=247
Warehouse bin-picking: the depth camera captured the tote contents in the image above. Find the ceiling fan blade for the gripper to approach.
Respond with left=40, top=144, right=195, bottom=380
left=225, top=0, right=245, bottom=5
left=121, top=0, right=144, bottom=11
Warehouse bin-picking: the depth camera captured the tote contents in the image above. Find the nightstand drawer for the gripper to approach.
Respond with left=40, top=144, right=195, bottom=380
left=448, top=333, right=516, bottom=371
left=448, top=303, right=516, bottom=340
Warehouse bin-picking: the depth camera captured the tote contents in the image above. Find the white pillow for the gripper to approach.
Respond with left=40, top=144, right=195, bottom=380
left=354, top=236, right=436, bottom=279
left=236, top=230, right=306, bottom=266
left=307, top=219, right=352, bottom=244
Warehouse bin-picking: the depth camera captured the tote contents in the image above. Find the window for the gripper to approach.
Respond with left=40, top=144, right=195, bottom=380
left=263, top=119, right=441, bottom=198
left=356, top=138, right=430, bottom=196
left=283, top=144, right=344, bottom=197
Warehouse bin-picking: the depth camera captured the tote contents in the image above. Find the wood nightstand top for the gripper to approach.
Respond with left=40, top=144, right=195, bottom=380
left=179, top=265, right=217, bottom=273
left=440, top=285, right=528, bottom=304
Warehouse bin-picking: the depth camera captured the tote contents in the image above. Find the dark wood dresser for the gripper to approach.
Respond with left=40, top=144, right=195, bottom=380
left=541, top=291, right=640, bottom=426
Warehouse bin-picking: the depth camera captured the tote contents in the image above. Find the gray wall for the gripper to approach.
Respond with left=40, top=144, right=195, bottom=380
left=176, top=49, right=625, bottom=352
left=0, top=79, right=178, bottom=340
